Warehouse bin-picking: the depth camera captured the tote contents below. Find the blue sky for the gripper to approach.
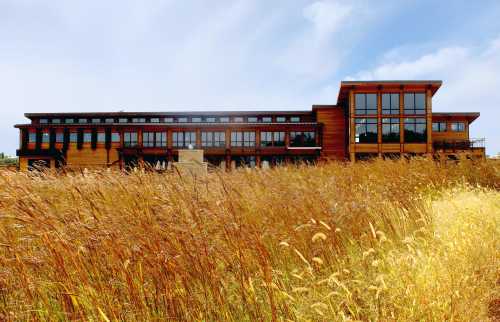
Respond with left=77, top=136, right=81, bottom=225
left=1, top=0, right=499, bottom=155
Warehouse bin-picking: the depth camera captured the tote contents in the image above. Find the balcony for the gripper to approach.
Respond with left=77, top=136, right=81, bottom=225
left=433, top=138, right=485, bottom=151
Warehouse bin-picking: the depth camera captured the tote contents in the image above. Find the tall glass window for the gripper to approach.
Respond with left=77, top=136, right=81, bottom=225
left=28, top=132, right=37, bottom=143
left=404, top=93, right=426, bottom=115
left=201, top=131, right=225, bottom=147
left=97, top=132, right=106, bottom=143
left=355, top=93, right=377, bottom=115
left=404, top=118, right=427, bottom=142
left=261, top=132, right=285, bottom=147
left=124, top=132, right=138, bottom=147
left=290, top=131, right=315, bottom=147
left=155, top=132, right=167, bottom=147
left=432, top=122, right=447, bottom=132
left=231, top=131, right=255, bottom=147
left=173, top=131, right=196, bottom=148
left=382, top=93, right=399, bottom=115
left=143, top=132, right=155, bottom=147
left=83, top=132, right=92, bottom=143
left=382, top=118, right=400, bottom=143
left=355, top=118, right=377, bottom=143
left=41, top=131, right=50, bottom=143
left=56, top=132, right=64, bottom=143
left=70, top=132, right=78, bottom=143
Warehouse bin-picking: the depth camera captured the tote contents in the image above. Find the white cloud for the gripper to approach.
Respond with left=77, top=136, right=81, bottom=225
left=347, top=37, right=500, bottom=155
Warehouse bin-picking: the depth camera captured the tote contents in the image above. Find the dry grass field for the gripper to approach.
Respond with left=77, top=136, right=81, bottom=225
left=0, top=159, right=499, bottom=321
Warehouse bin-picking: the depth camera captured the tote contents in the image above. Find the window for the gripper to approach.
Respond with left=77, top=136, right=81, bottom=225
left=219, top=116, right=230, bottom=122
left=450, top=122, right=465, bottom=132
left=290, top=116, right=300, bottom=122
left=290, top=131, right=316, bottom=147
left=111, top=132, right=121, bottom=143
left=205, top=117, right=216, bottom=122
left=40, top=119, right=48, bottom=124
left=191, top=117, right=202, bottom=122
left=164, top=117, right=174, bottom=123
left=70, top=132, right=78, bottom=143
left=150, top=118, right=160, bottom=123
left=143, top=132, right=155, bottom=147
left=97, top=132, right=106, bottom=143
left=132, top=118, right=146, bottom=123
left=92, top=118, right=101, bottom=123
left=56, top=132, right=64, bottom=143
left=432, top=122, right=447, bottom=132
left=382, top=93, right=399, bottom=115
left=355, top=93, right=377, bottom=115
left=177, top=117, right=188, bottom=123
left=28, top=132, right=37, bottom=143
left=124, top=132, right=138, bottom=147
left=173, top=131, right=196, bottom=148
left=83, top=132, right=92, bottom=143
left=52, top=119, right=61, bottom=124
left=65, top=118, right=74, bottom=124
left=231, top=131, right=255, bottom=147
left=155, top=132, right=167, bottom=147
left=78, top=118, right=87, bottom=124
left=261, top=131, right=285, bottom=147
left=41, top=132, right=50, bottom=143
left=119, top=118, right=128, bottom=123
left=233, top=116, right=244, bottom=122
left=404, top=93, right=426, bottom=115
left=355, top=118, right=377, bottom=143
left=105, top=118, right=114, bottom=123
left=248, top=116, right=258, bottom=122
left=262, top=117, right=272, bottom=122
left=276, top=116, right=286, bottom=122
left=202, top=131, right=225, bottom=147
left=404, top=118, right=427, bottom=143
left=382, top=118, right=400, bottom=143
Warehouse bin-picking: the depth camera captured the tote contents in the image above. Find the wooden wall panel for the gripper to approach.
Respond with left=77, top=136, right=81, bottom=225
left=66, top=147, right=109, bottom=169
left=315, top=107, right=347, bottom=159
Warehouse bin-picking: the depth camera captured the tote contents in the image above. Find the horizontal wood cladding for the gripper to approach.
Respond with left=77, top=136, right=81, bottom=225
left=315, top=107, right=346, bottom=159
left=66, top=147, right=109, bottom=169
left=403, top=144, right=427, bottom=153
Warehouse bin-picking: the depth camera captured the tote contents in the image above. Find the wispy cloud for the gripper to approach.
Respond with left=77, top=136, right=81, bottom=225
left=347, top=36, right=500, bottom=155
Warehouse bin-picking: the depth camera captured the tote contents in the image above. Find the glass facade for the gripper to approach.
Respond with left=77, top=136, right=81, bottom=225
left=382, top=118, right=400, bottom=143
left=404, top=93, right=426, bottom=115
left=355, top=93, right=377, bottom=115
left=382, top=93, right=399, bottom=115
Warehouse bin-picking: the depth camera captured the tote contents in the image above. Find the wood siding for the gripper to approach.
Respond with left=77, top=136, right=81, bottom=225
left=314, top=106, right=347, bottom=159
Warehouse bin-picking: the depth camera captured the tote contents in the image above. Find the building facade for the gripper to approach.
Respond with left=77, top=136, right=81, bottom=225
left=15, top=80, right=485, bottom=171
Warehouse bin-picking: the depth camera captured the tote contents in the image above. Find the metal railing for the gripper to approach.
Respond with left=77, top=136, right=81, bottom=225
left=433, top=138, right=485, bottom=150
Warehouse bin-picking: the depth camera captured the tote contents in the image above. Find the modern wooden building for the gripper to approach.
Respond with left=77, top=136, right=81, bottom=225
left=15, top=80, right=485, bottom=171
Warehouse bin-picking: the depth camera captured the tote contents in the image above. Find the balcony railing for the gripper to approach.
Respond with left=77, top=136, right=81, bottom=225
left=433, top=138, right=485, bottom=150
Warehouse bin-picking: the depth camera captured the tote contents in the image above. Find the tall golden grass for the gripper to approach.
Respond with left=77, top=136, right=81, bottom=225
left=0, top=159, right=498, bottom=321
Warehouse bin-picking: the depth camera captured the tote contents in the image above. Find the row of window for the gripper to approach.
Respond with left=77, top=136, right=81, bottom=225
left=355, top=118, right=427, bottom=143
left=432, top=122, right=465, bottom=132
left=28, top=131, right=316, bottom=148
left=38, top=116, right=303, bottom=125
left=355, top=93, right=426, bottom=115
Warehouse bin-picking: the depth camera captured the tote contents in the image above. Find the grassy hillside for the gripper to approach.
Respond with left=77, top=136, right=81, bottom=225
left=0, top=159, right=498, bottom=321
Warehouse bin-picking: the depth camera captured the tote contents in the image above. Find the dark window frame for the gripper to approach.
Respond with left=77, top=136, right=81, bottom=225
left=382, top=118, right=400, bottom=143
left=432, top=122, right=447, bottom=132
left=289, top=131, right=316, bottom=147
left=404, top=118, right=427, bottom=143
left=355, top=118, right=378, bottom=143
left=201, top=131, right=225, bottom=148
left=404, top=92, right=426, bottom=115
left=355, top=93, right=378, bottom=115
left=382, top=93, right=400, bottom=115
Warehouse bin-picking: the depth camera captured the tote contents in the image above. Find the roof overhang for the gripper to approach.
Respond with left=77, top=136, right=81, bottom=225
left=432, top=112, right=480, bottom=124
left=337, top=80, right=443, bottom=105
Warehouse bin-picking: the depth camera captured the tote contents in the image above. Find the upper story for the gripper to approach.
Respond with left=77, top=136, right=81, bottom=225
left=14, top=80, right=484, bottom=159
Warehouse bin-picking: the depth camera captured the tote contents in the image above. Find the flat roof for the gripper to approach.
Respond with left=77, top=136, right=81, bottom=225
left=432, top=112, right=480, bottom=123
left=337, top=80, right=443, bottom=103
left=24, top=110, right=313, bottom=119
